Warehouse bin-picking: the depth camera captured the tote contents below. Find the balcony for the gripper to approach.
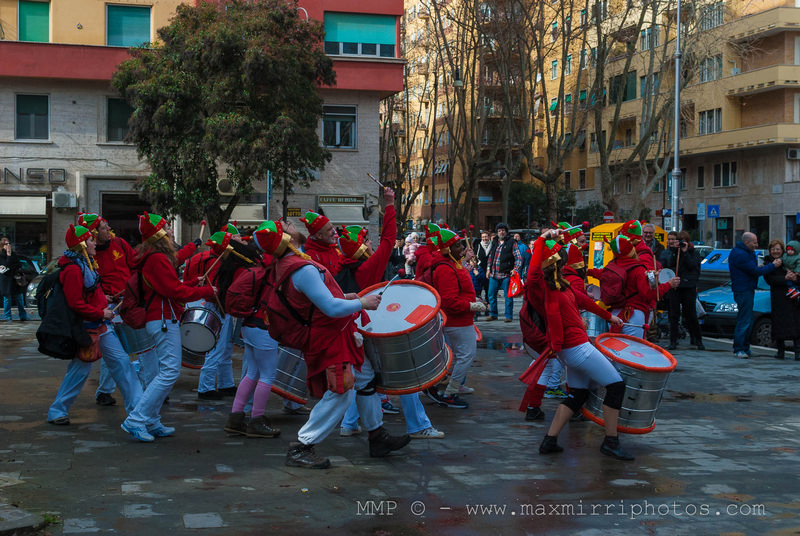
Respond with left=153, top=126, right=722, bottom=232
left=723, top=64, right=800, bottom=97
left=678, top=123, right=800, bottom=154
left=728, top=7, right=800, bottom=43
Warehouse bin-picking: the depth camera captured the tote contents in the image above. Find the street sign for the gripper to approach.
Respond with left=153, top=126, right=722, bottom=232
left=707, top=205, right=720, bottom=218
left=663, top=209, right=671, bottom=217
left=603, top=211, right=614, bottom=223
left=664, top=216, right=673, bottom=228
left=796, top=212, right=800, bottom=225
left=697, top=203, right=706, bottom=221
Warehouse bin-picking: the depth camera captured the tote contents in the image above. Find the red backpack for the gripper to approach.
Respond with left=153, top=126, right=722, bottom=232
left=264, top=258, right=319, bottom=351
left=599, top=259, right=638, bottom=308
left=226, top=263, right=268, bottom=318
left=519, top=296, right=548, bottom=354
left=118, top=254, right=157, bottom=329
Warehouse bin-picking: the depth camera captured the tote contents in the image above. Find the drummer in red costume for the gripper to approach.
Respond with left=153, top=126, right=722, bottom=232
left=183, top=224, right=241, bottom=400
left=602, top=235, right=678, bottom=339
left=620, top=220, right=658, bottom=270
left=413, top=223, right=441, bottom=277
left=527, top=229, right=637, bottom=460
left=301, top=211, right=341, bottom=273
left=254, top=220, right=411, bottom=469
left=120, top=213, right=216, bottom=442
left=423, top=229, right=487, bottom=409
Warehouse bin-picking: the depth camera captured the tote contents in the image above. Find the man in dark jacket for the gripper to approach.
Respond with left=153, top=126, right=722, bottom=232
left=0, top=239, right=30, bottom=321
left=642, top=224, right=665, bottom=264
left=729, top=232, right=780, bottom=358
left=473, top=231, right=492, bottom=303
left=486, top=223, right=522, bottom=322
left=659, top=231, right=704, bottom=350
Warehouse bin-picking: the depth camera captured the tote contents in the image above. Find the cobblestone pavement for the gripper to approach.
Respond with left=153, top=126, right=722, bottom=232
left=1, top=310, right=800, bottom=535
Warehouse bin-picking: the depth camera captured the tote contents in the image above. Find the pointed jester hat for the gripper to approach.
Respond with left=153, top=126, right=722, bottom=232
left=300, top=211, right=330, bottom=237
left=619, top=220, right=643, bottom=243
left=605, top=235, right=634, bottom=257
left=139, top=212, right=168, bottom=244
left=566, top=243, right=585, bottom=269
left=66, top=224, right=92, bottom=251
left=339, top=225, right=370, bottom=259
left=540, top=239, right=563, bottom=269
left=206, top=231, right=232, bottom=257
left=78, top=212, right=104, bottom=233
left=220, top=221, right=240, bottom=236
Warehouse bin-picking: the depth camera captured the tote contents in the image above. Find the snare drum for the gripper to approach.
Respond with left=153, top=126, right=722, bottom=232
left=356, top=280, right=453, bottom=395
left=271, top=346, right=308, bottom=404
left=180, top=305, right=222, bottom=353
left=181, top=348, right=205, bottom=369
left=581, top=311, right=608, bottom=341
left=582, top=333, right=677, bottom=434
left=658, top=268, right=675, bottom=284
left=114, top=323, right=155, bottom=356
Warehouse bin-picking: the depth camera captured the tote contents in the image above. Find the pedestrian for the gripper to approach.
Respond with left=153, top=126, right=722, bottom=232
left=403, top=233, right=420, bottom=278
left=763, top=239, right=800, bottom=360
left=46, top=225, right=143, bottom=426
left=120, top=213, right=216, bottom=442
left=0, top=238, right=30, bottom=322
left=486, top=223, right=523, bottom=323
left=729, top=232, right=780, bottom=358
left=642, top=223, right=665, bottom=261
left=526, top=230, right=633, bottom=460
left=780, top=240, right=800, bottom=300
left=385, top=233, right=407, bottom=280
left=659, top=231, right=705, bottom=350
left=255, top=219, right=410, bottom=469
left=473, top=231, right=492, bottom=303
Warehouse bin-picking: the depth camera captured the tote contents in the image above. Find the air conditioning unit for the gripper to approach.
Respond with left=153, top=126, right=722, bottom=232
left=52, top=192, right=77, bottom=208
left=788, top=148, right=800, bottom=160
left=217, top=178, right=235, bottom=195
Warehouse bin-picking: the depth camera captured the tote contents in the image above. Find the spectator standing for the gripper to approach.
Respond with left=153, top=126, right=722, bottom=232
left=486, top=223, right=522, bottom=323
left=0, top=239, right=30, bottom=322
left=763, top=239, right=800, bottom=360
left=403, top=233, right=419, bottom=278
left=659, top=231, right=704, bottom=351
left=729, top=232, right=780, bottom=358
left=385, top=233, right=406, bottom=280
left=642, top=224, right=665, bottom=262
left=473, top=231, right=492, bottom=303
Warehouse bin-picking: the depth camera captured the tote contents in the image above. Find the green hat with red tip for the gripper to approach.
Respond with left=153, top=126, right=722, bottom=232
left=220, top=221, right=240, bottom=235
left=605, top=235, right=634, bottom=257
left=253, top=221, right=290, bottom=257
left=541, top=239, right=563, bottom=268
left=206, top=231, right=232, bottom=257
left=620, top=220, right=643, bottom=242
left=66, top=224, right=92, bottom=250
left=139, top=212, right=168, bottom=243
left=435, top=229, right=461, bottom=251
left=300, top=211, right=330, bottom=236
left=78, top=212, right=104, bottom=232
left=339, top=225, right=369, bottom=259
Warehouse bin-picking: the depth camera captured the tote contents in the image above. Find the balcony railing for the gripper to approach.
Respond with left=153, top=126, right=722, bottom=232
left=722, top=64, right=800, bottom=96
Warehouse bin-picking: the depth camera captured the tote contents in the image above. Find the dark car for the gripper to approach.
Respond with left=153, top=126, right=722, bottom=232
left=26, top=259, right=58, bottom=308
left=16, top=255, right=41, bottom=285
left=698, top=277, right=773, bottom=347
left=697, top=248, right=767, bottom=293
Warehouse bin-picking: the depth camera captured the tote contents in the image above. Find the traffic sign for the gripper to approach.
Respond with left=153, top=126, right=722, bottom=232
left=707, top=205, right=720, bottom=218
left=697, top=203, right=706, bottom=221
left=603, top=211, right=614, bottom=223
left=663, top=209, right=671, bottom=217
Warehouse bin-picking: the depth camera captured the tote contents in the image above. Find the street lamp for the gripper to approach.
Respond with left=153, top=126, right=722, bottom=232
left=670, top=0, right=683, bottom=232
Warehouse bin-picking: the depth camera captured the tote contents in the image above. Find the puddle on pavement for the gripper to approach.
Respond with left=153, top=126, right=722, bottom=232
left=477, top=337, right=525, bottom=353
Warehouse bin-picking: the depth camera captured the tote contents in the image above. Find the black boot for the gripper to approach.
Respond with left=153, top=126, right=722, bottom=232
left=776, top=340, right=786, bottom=360
left=600, top=436, right=635, bottom=461
left=539, top=435, right=563, bottom=454
left=666, top=340, right=677, bottom=351
left=369, top=427, right=411, bottom=457
left=246, top=415, right=281, bottom=438
left=525, top=407, right=545, bottom=421
left=285, top=442, right=331, bottom=469
left=794, top=339, right=800, bottom=360
left=224, top=411, right=247, bottom=436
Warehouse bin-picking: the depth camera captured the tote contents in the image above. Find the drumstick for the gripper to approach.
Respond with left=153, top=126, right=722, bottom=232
left=366, top=173, right=385, bottom=189
left=199, top=220, right=207, bottom=242
left=378, top=274, right=401, bottom=296
left=675, top=247, right=681, bottom=276
left=201, top=246, right=231, bottom=281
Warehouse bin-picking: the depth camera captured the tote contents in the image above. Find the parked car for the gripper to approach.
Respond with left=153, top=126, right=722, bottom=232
left=697, top=248, right=767, bottom=293
left=694, top=245, right=714, bottom=260
left=697, top=276, right=773, bottom=347
left=26, top=260, right=58, bottom=308
left=16, top=255, right=41, bottom=285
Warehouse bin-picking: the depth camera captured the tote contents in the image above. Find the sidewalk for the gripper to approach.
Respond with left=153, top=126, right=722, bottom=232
left=2, top=315, right=800, bottom=535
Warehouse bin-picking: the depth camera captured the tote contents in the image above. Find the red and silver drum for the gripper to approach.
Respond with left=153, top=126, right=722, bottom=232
left=356, top=280, right=453, bottom=395
left=581, top=311, right=608, bottom=341
left=113, top=322, right=155, bottom=356
left=582, top=333, right=677, bottom=434
left=271, top=346, right=308, bottom=404
left=180, top=304, right=222, bottom=353
left=181, top=348, right=205, bottom=369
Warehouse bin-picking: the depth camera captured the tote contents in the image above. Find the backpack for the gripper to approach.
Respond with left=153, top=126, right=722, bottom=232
left=36, top=262, right=91, bottom=359
left=416, top=257, right=455, bottom=286
left=333, top=259, right=365, bottom=295
left=599, top=259, right=638, bottom=308
left=119, top=254, right=156, bottom=329
left=519, top=296, right=548, bottom=354
left=226, top=263, right=268, bottom=318
left=264, top=260, right=318, bottom=350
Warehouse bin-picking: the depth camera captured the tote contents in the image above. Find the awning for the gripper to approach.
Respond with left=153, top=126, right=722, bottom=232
left=319, top=204, right=368, bottom=226
left=227, top=203, right=266, bottom=226
left=0, top=196, right=46, bottom=216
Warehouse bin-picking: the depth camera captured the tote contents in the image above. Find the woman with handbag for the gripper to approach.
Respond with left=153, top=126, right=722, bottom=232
left=0, top=238, right=30, bottom=322
left=47, top=225, right=143, bottom=425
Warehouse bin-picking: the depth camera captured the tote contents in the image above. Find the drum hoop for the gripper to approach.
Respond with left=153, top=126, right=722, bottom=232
left=579, top=408, right=657, bottom=435
left=356, top=279, right=442, bottom=339
left=377, top=344, right=453, bottom=395
left=594, top=333, right=677, bottom=373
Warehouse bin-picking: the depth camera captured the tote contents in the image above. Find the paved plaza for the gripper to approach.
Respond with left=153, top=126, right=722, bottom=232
left=1, top=310, right=800, bottom=535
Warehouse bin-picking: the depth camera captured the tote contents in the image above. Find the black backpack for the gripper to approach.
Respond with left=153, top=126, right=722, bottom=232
left=36, top=262, right=91, bottom=359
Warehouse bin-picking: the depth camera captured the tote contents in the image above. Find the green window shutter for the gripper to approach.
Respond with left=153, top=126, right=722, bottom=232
left=19, top=1, right=49, bottom=43
left=565, top=94, right=572, bottom=103
left=579, top=89, right=587, bottom=101
left=324, top=12, right=396, bottom=45
left=549, top=99, right=558, bottom=111
left=107, top=5, right=151, bottom=47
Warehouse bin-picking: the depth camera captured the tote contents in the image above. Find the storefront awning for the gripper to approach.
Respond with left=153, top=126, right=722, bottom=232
left=227, top=203, right=265, bottom=226
left=319, top=204, right=368, bottom=226
left=0, top=196, right=46, bottom=216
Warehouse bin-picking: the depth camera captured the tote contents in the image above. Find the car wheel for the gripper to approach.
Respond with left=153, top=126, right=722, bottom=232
left=751, top=317, right=774, bottom=348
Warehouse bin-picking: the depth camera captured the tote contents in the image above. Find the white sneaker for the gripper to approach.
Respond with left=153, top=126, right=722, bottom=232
left=339, top=426, right=362, bottom=437
left=409, top=426, right=445, bottom=439
left=458, top=385, right=474, bottom=394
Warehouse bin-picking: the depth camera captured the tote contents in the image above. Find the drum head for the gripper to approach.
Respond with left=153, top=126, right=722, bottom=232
left=585, top=284, right=601, bottom=300
left=658, top=268, right=675, bottom=284
left=594, top=333, right=677, bottom=372
left=356, top=280, right=441, bottom=336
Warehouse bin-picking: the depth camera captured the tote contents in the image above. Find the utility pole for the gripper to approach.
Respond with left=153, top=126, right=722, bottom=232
left=670, top=0, right=683, bottom=232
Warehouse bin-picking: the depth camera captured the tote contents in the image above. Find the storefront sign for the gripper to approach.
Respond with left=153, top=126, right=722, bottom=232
left=317, top=195, right=365, bottom=205
left=3, top=168, right=67, bottom=184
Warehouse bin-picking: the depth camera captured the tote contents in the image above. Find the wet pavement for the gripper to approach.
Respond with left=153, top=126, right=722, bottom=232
left=2, top=308, right=800, bottom=535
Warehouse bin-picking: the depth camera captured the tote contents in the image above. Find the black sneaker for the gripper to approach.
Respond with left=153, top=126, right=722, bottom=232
left=600, top=437, right=635, bottom=461
left=369, top=427, right=411, bottom=457
left=218, top=386, right=237, bottom=397
left=439, top=393, right=469, bottom=409
left=539, top=435, right=563, bottom=454
left=525, top=407, right=545, bottom=421
left=423, top=386, right=444, bottom=404
left=285, top=442, right=331, bottom=469
left=198, top=390, right=223, bottom=400
left=95, top=393, right=116, bottom=406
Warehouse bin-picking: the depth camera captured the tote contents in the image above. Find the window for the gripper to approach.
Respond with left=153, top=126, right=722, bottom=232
left=590, top=132, right=598, bottom=153
left=699, top=55, right=723, bottom=83
left=324, top=13, right=396, bottom=57
left=15, top=94, right=48, bottom=140
left=564, top=170, right=571, bottom=189
left=697, top=166, right=705, bottom=188
left=625, top=128, right=632, bottom=146
left=552, top=22, right=558, bottom=41
left=713, top=162, right=737, bottom=187
left=18, top=0, right=49, bottom=42
left=700, top=1, right=724, bottom=30
left=323, top=105, right=357, bottom=148
left=565, top=93, right=572, bottom=114
left=565, top=55, right=572, bottom=75
left=565, top=16, right=571, bottom=35
left=107, top=98, right=133, bottom=142
left=593, top=1, right=608, bottom=23
left=580, top=49, right=587, bottom=70
left=581, top=9, right=587, bottom=27
left=551, top=60, right=559, bottom=79
left=640, top=26, right=659, bottom=51
left=625, top=174, right=632, bottom=193
left=107, top=5, right=151, bottom=47
left=699, top=108, right=722, bottom=134
left=640, top=73, right=659, bottom=97
left=610, top=71, right=636, bottom=102
left=579, top=169, right=587, bottom=189
left=550, top=97, right=558, bottom=115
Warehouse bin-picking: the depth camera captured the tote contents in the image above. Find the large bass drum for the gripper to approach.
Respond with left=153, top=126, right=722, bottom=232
left=356, top=280, right=452, bottom=395
left=582, top=333, right=677, bottom=434
left=271, top=346, right=308, bottom=405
